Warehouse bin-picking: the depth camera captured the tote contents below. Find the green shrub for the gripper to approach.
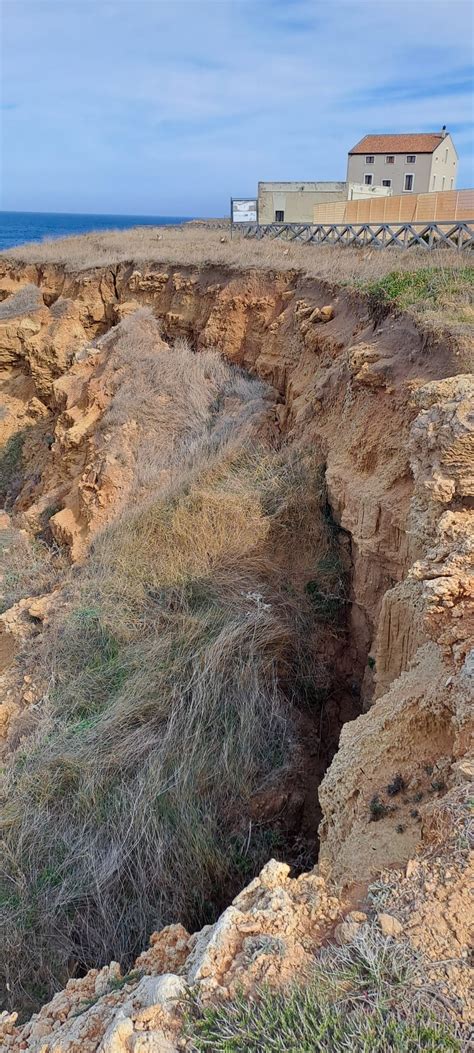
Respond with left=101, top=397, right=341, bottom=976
left=369, top=794, right=389, bottom=821
left=363, top=266, right=474, bottom=323
left=186, top=930, right=460, bottom=1052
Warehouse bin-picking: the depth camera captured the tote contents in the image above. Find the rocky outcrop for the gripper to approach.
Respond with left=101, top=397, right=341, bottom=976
left=0, top=253, right=472, bottom=1039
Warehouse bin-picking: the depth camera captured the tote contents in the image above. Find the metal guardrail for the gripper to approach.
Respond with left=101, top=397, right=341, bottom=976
left=237, top=221, right=474, bottom=250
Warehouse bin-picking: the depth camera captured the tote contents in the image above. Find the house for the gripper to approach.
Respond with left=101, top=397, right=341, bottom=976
left=258, top=181, right=347, bottom=224
left=346, top=128, right=458, bottom=196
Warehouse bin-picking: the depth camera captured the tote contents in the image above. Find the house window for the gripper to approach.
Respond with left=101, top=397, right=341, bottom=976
left=385, top=155, right=395, bottom=164
left=450, top=178, right=454, bottom=189
left=432, top=175, right=436, bottom=190
left=445, top=148, right=448, bottom=162
left=403, top=173, right=414, bottom=192
left=406, top=155, right=416, bottom=164
left=365, top=155, right=374, bottom=163
left=364, top=173, right=374, bottom=186
left=275, top=210, right=284, bottom=222
left=382, top=179, right=392, bottom=187
left=442, top=177, right=445, bottom=190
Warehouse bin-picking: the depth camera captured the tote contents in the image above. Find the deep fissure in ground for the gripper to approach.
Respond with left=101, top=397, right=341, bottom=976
left=1, top=291, right=368, bottom=1012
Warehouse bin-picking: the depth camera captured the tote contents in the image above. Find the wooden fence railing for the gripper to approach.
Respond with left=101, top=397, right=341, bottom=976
left=238, top=221, right=474, bottom=250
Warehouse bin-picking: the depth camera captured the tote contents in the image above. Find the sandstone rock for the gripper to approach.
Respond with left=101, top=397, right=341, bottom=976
left=295, top=301, right=313, bottom=319
left=26, top=396, right=50, bottom=420
left=452, top=757, right=474, bottom=782
left=378, top=912, right=403, bottom=937
left=335, top=911, right=368, bottom=944
left=348, top=342, right=388, bottom=388
left=27, top=594, right=55, bottom=623
left=131, top=974, right=185, bottom=1010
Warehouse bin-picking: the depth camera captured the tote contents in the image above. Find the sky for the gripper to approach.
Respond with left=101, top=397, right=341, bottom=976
left=1, top=0, right=473, bottom=217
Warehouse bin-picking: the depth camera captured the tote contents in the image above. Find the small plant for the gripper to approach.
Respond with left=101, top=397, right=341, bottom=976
left=108, top=969, right=143, bottom=992
left=387, top=774, right=406, bottom=797
left=363, top=267, right=474, bottom=325
left=431, top=778, right=446, bottom=793
left=185, top=928, right=461, bottom=1052
left=304, top=552, right=349, bottom=627
left=396, top=824, right=405, bottom=834
left=0, top=429, right=28, bottom=506
left=369, top=794, right=389, bottom=821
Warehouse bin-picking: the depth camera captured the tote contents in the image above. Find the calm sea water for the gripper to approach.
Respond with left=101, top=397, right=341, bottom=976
left=0, top=211, right=192, bottom=251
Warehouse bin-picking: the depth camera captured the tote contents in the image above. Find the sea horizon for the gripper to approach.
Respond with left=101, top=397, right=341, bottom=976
left=0, top=209, right=196, bottom=251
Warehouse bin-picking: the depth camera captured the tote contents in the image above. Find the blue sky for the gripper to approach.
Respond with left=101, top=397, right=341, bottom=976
left=1, top=0, right=473, bottom=216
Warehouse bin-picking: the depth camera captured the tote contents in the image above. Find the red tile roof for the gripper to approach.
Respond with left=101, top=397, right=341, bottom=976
left=349, top=133, right=446, bottom=155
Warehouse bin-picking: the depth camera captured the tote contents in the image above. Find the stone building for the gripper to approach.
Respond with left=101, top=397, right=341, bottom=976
left=346, top=129, right=458, bottom=196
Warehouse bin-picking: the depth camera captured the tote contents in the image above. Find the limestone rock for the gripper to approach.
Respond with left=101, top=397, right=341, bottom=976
left=98, top=1011, right=134, bottom=1053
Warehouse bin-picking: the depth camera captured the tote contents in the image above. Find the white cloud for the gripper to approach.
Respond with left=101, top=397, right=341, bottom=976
left=1, top=0, right=473, bottom=213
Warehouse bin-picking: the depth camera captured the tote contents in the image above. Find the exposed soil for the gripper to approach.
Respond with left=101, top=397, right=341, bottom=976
left=0, top=252, right=472, bottom=1034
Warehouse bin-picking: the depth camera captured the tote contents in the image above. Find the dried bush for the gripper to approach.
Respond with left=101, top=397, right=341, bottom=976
left=0, top=530, right=66, bottom=613
left=1, top=318, right=334, bottom=1011
left=0, top=283, right=43, bottom=319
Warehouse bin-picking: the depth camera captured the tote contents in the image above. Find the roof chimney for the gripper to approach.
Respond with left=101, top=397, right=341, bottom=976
left=441, top=125, right=447, bottom=138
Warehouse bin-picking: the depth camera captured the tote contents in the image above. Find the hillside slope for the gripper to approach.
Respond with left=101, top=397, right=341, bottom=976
left=0, top=232, right=472, bottom=1048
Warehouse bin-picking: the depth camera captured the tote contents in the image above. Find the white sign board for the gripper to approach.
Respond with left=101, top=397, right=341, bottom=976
left=232, top=199, right=257, bottom=223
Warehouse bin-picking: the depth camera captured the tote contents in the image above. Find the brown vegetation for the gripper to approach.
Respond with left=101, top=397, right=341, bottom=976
left=0, top=222, right=468, bottom=284
left=0, top=316, right=344, bottom=1011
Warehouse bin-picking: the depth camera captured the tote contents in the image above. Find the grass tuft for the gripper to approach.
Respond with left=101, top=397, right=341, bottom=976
left=185, top=928, right=460, bottom=1052
left=362, top=266, right=474, bottom=325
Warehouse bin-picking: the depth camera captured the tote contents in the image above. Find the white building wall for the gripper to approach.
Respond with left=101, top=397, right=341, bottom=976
left=429, top=137, right=458, bottom=191
left=347, top=153, right=432, bottom=195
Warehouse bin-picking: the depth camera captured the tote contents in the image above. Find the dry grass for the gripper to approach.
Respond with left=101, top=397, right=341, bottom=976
left=1, top=225, right=470, bottom=288
left=0, top=531, right=66, bottom=613
left=0, top=283, right=43, bottom=319
left=0, top=317, right=336, bottom=1012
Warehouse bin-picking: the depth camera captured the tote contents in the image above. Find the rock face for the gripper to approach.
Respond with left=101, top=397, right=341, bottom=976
left=319, top=371, right=474, bottom=884
left=0, top=255, right=472, bottom=1042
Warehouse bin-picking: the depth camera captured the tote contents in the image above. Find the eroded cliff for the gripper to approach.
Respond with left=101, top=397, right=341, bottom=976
left=0, top=247, right=472, bottom=1048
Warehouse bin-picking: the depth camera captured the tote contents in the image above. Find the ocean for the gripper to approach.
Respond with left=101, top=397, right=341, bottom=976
left=0, top=211, right=192, bottom=251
